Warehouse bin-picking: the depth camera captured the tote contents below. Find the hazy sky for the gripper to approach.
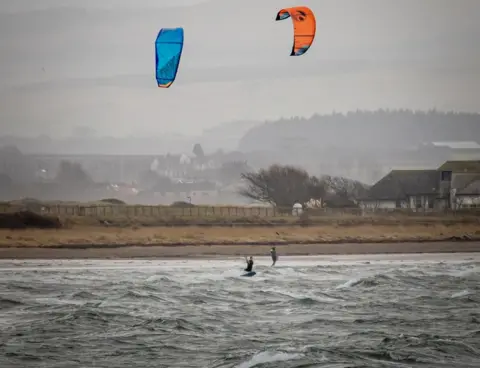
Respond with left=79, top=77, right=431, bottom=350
left=1, top=0, right=479, bottom=137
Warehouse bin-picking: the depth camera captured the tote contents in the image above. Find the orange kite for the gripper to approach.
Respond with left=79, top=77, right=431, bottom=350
left=275, top=6, right=316, bottom=56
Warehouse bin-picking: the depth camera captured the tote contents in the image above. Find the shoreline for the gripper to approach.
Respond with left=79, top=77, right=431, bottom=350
left=1, top=240, right=479, bottom=260
left=2, top=219, right=480, bottom=259
left=0, top=234, right=477, bottom=249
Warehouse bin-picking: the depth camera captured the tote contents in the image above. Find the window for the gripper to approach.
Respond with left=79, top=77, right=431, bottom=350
left=441, top=171, right=452, bottom=181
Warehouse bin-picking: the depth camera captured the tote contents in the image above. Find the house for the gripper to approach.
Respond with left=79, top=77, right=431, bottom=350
left=360, top=170, right=439, bottom=209
left=454, top=181, right=480, bottom=208
left=361, top=160, right=480, bottom=210
left=437, top=160, right=480, bottom=209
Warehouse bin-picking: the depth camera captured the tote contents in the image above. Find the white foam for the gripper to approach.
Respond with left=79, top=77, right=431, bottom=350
left=235, top=351, right=302, bottom=368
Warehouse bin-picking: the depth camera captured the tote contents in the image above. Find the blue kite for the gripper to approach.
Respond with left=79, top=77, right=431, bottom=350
left=155, top=28, right=184, bottom=88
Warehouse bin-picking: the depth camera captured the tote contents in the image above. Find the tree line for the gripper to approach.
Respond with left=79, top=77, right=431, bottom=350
left=239, top=164, right=370, bottom=208
left=239, top=109, right=480, bottom=152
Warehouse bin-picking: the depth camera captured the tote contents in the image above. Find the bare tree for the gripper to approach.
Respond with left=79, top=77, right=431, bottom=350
left=321, top=175, right=370, bottom=207
left=239, top=165, right=327, bottom=207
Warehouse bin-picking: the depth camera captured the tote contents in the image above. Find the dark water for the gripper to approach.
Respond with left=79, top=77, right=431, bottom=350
left=0, top=254, right=479, bottom=368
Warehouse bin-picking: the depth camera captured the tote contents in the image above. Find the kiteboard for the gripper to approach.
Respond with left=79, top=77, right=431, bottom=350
left=241, top=271, right=256, bottom=277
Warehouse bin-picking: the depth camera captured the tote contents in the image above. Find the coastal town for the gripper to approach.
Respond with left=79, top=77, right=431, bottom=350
left=1, top=135, right=480, bottom=211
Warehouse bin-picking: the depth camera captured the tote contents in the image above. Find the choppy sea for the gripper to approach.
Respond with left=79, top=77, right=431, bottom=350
left=0, top=253, right=479, bottom=368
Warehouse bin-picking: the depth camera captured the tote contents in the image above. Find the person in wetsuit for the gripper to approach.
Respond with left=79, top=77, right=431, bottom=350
left=270, top=247, right=278, bottom=266
left=244, top=256, right=254, bottom=272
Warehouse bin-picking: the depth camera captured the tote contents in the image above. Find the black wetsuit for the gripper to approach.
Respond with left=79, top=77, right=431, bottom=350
left=271, top=249, right=277, bottom=265
left=245, top=260, right=254, bottom=272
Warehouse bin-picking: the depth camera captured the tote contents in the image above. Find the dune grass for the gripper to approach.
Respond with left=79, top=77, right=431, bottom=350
left=1, top=218, right=479, bottom=248
left=0, top=202, right=479, bottom=248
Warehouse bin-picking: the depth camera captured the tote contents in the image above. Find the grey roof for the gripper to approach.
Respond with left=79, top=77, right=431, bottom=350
left=437, top=160, right=480, bottom=173
left=456, top=178, right=480, bottom=195
left=364, top=170, right=439, bottom=200
left=451, top=173, right=480, bottom=191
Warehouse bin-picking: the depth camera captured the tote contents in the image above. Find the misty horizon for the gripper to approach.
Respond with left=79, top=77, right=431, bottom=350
left=1, top=0, right=479, bottom=138
left=2, top=110, right=479, bottom=168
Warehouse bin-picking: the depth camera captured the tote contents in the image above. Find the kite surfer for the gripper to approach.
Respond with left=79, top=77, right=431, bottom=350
left=270, top=247, right=278, bottom=266
left=244, top=256, right=254, bottom=272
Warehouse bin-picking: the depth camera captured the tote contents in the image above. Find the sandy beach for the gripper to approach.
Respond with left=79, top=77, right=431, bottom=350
left=1, top=220, right=480, bottom=259
left=1, top=241, right=479, bottom=259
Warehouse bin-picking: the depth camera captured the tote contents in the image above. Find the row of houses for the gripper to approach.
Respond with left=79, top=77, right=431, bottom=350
left=360, top=160, right=480, bottom=210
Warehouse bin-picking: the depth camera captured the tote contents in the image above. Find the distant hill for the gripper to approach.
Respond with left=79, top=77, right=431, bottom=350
left=238, top=109, right=480, bottom=152
left=196, top=120, right=261, bottom=152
